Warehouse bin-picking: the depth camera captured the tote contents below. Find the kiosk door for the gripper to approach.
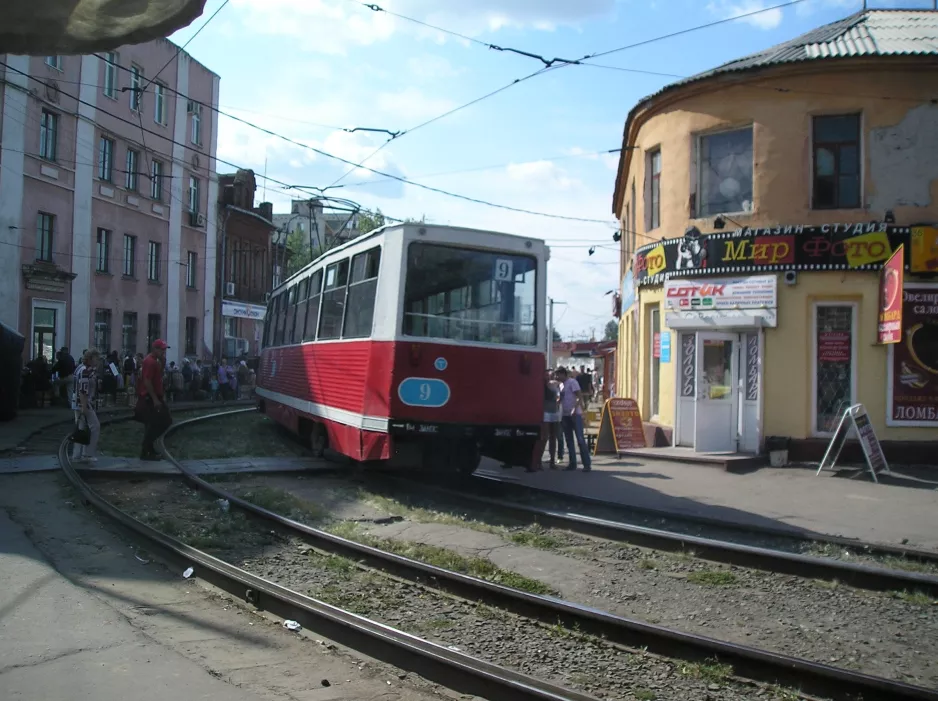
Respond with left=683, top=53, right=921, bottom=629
left=694, top=332, right=739, bottom=453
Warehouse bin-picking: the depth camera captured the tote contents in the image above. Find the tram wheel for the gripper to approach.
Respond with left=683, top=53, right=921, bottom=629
left=454, top=440, right=482, bottom=475
left=310, top=422, right=328, bottom=458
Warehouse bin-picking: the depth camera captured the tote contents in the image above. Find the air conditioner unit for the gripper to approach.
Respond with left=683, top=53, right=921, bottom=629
left=225, top=281, right=235, bottom=296
left=186, top=100, right=198, bottom=114
left=189, top=211, right=205, bottom=227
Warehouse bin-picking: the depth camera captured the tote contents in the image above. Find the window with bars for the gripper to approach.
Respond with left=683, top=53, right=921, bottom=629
left=122, top=312, right=138, bottom=356
left=185, top=317, right=198, bottom=356
left=150, top=159, right=163, bottom=201
left=125, top=149, right=138, bottom=191
left=147, top=314, right=161, bottom=349
left=37, top=213, right=54, bottom=262
left=814, top=304, right=855, bottom=434
left=130, top=65, right=143, bottom=111
left=186, top=251, right=197, bottom=288
left=39, top=109, right=57, bottom=161
left=812, top=114, right=861, bottom=210
left=94, top=309, right=111, bottom=353
left=154, top=83, right=166, bottom=125
left=103, top=52, right=119, bottom=98
left=123, top=234, right=136, bottom=277
left=147, top=241, right=161, bottom=282
left=98, top=136, right=114, bottom=182
left=96, top=228, right=110, bottom=273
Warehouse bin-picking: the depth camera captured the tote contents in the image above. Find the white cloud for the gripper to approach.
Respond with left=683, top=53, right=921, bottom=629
left=227, top=0, right=616, bottom=54
left=505, top=160, right=580, bottom=192
left=706, top=0, right=784, bottom=30
left=375, top=87, right=458, bottom=122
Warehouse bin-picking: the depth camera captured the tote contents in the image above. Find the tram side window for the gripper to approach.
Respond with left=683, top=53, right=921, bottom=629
left=293, top=277, right=310, bottom=343
left=263, top=296, right=275, bottom=347
left=343, top=247, right=381, bottom=339
left=274, top=293, right=288, bottom=346
left=318, top=259, right=350, bottom=340
left=284, top=285, right=298, bottom=345
left=303, top=269, right=323, bottom=341
left=270, top=295, right=281, bottom=346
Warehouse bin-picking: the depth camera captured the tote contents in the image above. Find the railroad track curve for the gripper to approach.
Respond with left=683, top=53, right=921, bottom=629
left=60, top=408, right=938, bottom=701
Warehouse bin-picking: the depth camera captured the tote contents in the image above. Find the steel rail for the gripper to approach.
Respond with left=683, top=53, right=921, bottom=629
left=144, top=410, right=938, bottom=701
left=373, top=473, right=938, bottom=598
left=57, top=420, right=599, bottom=701
left=466, top=473, right=938, bottom=565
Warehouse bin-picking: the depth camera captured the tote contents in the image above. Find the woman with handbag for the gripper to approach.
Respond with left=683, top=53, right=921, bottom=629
left=71, top=349, right=101, bottom=464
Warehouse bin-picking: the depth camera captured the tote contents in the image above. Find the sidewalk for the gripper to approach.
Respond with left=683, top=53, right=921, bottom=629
left=478, top=456, right=938, bottom=551
left=0, top=510, right=278, bottom=701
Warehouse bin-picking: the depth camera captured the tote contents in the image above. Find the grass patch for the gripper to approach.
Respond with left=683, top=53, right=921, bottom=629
left=413, top=616, right=454, bottom=633
left=680, top=660, right=733, bottom=684
left=686, top=570, right=737, bottom=586
left=638, top=558, right=659, bottom=570
left=138, top=500, right=275, bottom=552
left=814, top=578, right=840, bottom=590
left=891, top=590, right=935, bottom=606
left=312, top=552, right=360, bottom=576
left=236, top=485, right=324, bottom=522
left=162, top=412, right=310, bottom=461
left=98, top=407, right=229, bottom=457
left=880, top=556, right=937, bottom=575
left=635, top=691, right=657, bottom=701
left=325, top=521, right=554, bottom=595
left=508, top=526, right=560, bottom=550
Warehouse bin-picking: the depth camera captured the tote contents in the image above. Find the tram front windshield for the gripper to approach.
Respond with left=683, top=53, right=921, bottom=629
left=403, top=242, right=537, bottom=346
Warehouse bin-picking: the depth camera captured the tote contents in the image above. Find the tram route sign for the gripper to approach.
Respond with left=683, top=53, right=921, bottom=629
left=594, top=398, right=646, bottom=456
left=817, top=404, right=890, bottom=483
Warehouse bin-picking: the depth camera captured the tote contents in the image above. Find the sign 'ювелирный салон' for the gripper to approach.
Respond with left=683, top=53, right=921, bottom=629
left=634, top=223, right=915, bottom=286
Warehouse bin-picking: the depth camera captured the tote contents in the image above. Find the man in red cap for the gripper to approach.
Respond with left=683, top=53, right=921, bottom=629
left=137, top=339, right=171, bottom=460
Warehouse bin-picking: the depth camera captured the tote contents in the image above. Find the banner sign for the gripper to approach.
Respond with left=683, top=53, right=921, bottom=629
left=911, top=226, right=938, bottom=273
left=593, top=398, right=646, bottom=455
left=634, top=223, right=913, bottom=286
left=888, top=283, right=938, bottom=427
left=222, top=301, right=266, bottom=321
left=877, top=245, right=904, bottom=344
left=664, top=275, right=777, bottom=311
left=817, top=403, right=890, bottom=482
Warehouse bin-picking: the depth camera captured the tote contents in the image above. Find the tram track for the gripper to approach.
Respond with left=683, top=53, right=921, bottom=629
left=369, top=472, right=938, bottom=598
left=55, top=408, right=938, bottom=701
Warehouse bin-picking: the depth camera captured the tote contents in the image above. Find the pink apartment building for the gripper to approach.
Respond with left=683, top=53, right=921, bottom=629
left=0, top=41, right=220, bottom=368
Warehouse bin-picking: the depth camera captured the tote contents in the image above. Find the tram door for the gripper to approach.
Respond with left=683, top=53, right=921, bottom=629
left=693, top=333, right=739, bottom=453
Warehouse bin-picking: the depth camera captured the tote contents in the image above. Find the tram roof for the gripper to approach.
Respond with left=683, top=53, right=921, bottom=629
left=273, top=222, right=549, bottom=294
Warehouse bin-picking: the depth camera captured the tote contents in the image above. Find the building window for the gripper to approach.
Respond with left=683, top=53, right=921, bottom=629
left=188, top=176, right=200, bottom=213
left=813, top=114, right=861, bottom=210
left=343, top=247, right=381, bottom=338
left=93, top=309, right=111, bottom=353
left=648, top=305, right=661, bottom=418
left=647, top=149, right=661, bottom=231
left=39, top=109, right=57, bottom=161
left=147, top=241, right=161, bottom=282
left=130, top=65, right=143, bottom=111
left=147, top=314, right=161, bottom=349
left=122, top=234, right=136, bottom=277
left=121, top=312, right=137, bottom=356
left=154, top=83, right=166, bottom=125
left=630, top=181, right=637, bottom=256
left=696, top=126, right=753, bottom=217
left=45, top=56, right=63, bottom=70
left=191, top=103, right=202, bottom=145
left=32, top=307, right=57, bottom=362
left=186, top=251, right=197, bottom=288
left=98, top=136, right=114, bottom=182
left=36, top=213, right=54, bottom=262
left=150, top=160, right=163, bottom=201
left=96, top=228, right=110, bottom=273
left=813, top=304, right=856, bottom=434
left=185, top=317, right=197, bottom=356
left=103, top=52, right=119, bottom=98
left=125, top=149, right=138, bottom=191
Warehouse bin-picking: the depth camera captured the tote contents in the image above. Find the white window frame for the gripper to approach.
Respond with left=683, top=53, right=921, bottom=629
left=694, top=124, right=755, bottom=218
left=154, top=83, right=166, bottom=125
left=45, top=56, right=62, bottom=71
left=130, top=65, right=143, bottom=112
left=98, top=136, right=114, bottom=182
left=150, top=159, right=163, bottom=200
left=147, top=241, right=161, bottom=282
left=39, top=109, right=57, bottom=161
left=125, top=149, right=138, bottom=191
left=810, top=301, right=858, bottom=437
left=186, top=251, right=197, bottom=288
left=103, top=52, right=119, bottom=99
left=191, top=103, right=202, bottom=145
left=96, top=228, right=110, bottom=273
left=188, top=176, right=200, bottom=214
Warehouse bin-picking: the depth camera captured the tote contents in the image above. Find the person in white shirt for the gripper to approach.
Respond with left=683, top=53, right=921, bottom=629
left=555, top=366, right=591, bottom=472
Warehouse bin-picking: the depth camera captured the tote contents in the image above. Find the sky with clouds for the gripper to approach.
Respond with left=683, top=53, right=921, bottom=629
left=168, top=0, right=909, bottom=339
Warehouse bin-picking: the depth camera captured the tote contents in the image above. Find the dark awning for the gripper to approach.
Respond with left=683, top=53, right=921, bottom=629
left=1, top=0, right=207, bottom=55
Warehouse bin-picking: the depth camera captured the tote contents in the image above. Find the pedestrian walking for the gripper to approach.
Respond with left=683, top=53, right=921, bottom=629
left=136, top=339, right=172, bottom=461
left=543, top=369, right=562, bottom=469
left=556, top=366, right=591, bottom=472
left=71, top=349, right=101, bottom=464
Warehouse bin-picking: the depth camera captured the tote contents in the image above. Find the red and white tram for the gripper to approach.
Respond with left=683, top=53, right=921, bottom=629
left=256, top=223, right=549, bottom=473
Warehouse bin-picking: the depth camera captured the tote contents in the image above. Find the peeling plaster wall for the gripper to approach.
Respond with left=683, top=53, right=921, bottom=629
left=869, top=104, right=938, bottom=212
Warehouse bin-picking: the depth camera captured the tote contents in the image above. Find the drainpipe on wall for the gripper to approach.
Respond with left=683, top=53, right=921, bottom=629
left=217, top=207, right=231, bottom=362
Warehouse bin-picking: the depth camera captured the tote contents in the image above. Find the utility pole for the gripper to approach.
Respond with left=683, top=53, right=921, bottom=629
left=547, top=298, right=566, bottom=369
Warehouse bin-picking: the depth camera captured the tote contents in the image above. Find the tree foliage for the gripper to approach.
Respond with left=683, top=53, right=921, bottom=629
left=283, top=226, right=323, bottom=277
left=552, top=329, right=563, bottom=342
left=358, top=209, right=386, bottom=234
left=603, top=319, right=619, bottom=342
